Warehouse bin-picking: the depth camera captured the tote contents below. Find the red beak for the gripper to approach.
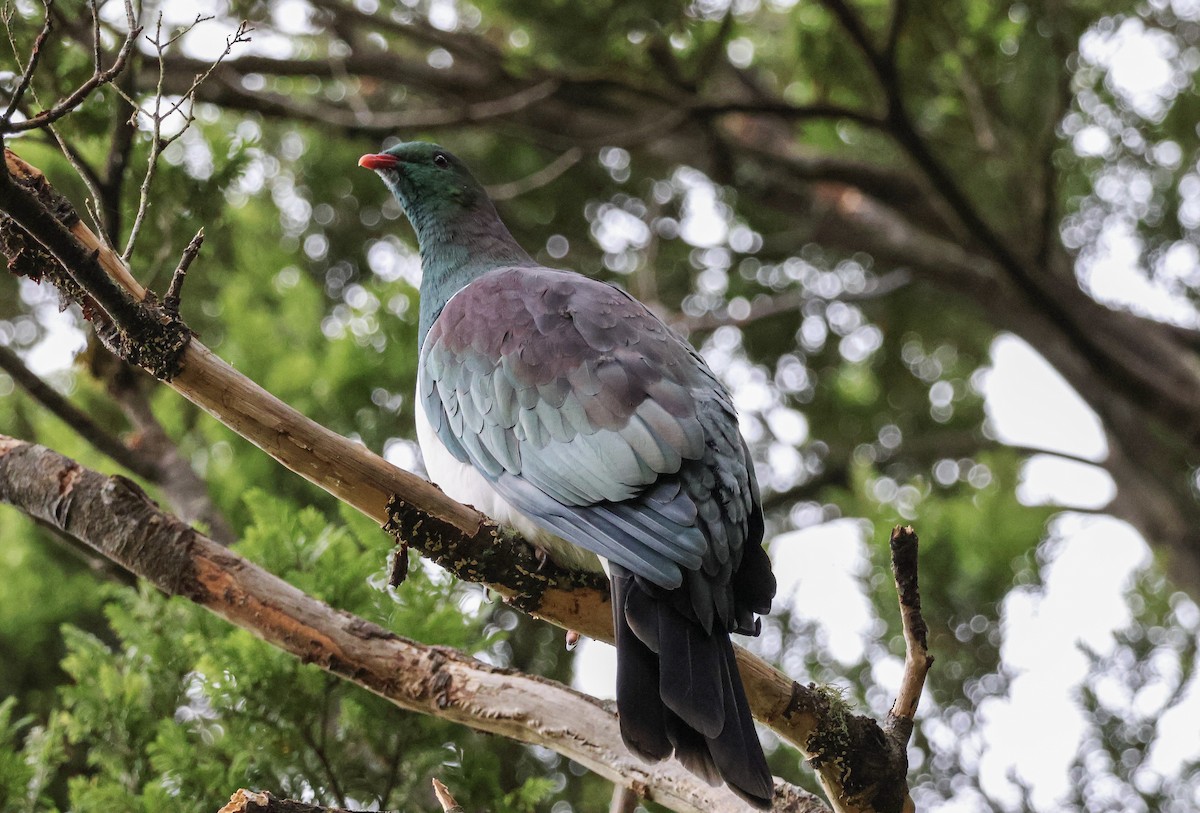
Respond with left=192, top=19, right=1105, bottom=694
left=359, top=153, right=399, bottom=170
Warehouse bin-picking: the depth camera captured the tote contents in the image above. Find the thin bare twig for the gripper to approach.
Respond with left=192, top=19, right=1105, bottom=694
left=4, top=5, right=116, bottom=242
left=3, top=0, right=139, bottom=133
left=0, top=0, right=53, bottom=126
left=45, top=123, right=111, bottom=239
left=122, top=16, right=251, bottom=261
left=486, top=148, right=582, bottom=201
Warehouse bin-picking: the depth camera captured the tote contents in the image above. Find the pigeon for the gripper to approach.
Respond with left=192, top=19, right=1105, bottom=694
left=360, top=142, right=777, bottom=808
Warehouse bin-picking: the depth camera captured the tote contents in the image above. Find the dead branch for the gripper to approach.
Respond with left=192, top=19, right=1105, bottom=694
left=164, top=227, right=203, bottom=314
left=0, top=0, right=53, bottom=127
left=885, top=526, right=931, bottom=741
left=122, top=16, right=251, bottom=261
left=0, top=434, right=822, bottom=813
left=883, top=525, right=931, bottom=813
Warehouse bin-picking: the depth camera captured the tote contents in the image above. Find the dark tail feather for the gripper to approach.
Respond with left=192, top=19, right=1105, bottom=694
left=613, top=572, right=671, bottom=760
left=707, top=631, right=774, bottom=808
left=612, top=569, right=774, bottom=809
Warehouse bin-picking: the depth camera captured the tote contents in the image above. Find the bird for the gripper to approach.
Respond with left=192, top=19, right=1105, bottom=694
left=360, top=142, right=777, bottom=808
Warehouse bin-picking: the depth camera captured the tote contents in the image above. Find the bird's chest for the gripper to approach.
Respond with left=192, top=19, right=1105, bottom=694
left=413, top=391, right=605, bottom=575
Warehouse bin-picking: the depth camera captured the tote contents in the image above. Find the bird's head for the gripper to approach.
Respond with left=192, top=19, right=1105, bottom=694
left=358, top=142, right=486, bottom=225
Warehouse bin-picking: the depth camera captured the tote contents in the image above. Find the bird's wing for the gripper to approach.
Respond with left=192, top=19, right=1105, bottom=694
left=419, top=265, right=761, bottom=608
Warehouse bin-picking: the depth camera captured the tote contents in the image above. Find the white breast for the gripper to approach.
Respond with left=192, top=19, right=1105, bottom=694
left=415, top=392, right=606, bottom=576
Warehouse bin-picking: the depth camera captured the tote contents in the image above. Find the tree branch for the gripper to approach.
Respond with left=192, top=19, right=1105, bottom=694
left=486, top=148, right=583, bottom=201
left=0, top=0, right=53, bottom=127
left=672, top=269, right=912, bottom=335
left=883, top=526, right=931, bottom=747
left=0, top=343, right=156, bottom=480
left=1, top=0, right=139, bottom=134
left=0, top=435, right=826, bottom=813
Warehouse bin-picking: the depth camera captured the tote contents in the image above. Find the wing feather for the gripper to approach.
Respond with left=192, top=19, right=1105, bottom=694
left=419, top=265, right=764, bottom=622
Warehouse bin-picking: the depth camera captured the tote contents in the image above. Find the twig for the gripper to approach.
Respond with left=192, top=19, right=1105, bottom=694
left=486, top=148, right=582, bottom=201
left=0, top=0, right=53, bottom=127
left=4, top=4, right=118, bottom=243
left=2, top=0, right=139, bottom=133
left=122, top=17, right=251, bottom=261
left=0, top=150, right=190, bottom=380
left=884, top=525, right=932, bottom=743
left=164, top=227, right=203, bottom=314
left=45, top=125, right=109, bottom=238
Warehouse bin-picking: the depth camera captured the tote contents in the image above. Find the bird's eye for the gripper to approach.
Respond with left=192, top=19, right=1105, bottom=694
left=433, top=153, right=449, bottom=168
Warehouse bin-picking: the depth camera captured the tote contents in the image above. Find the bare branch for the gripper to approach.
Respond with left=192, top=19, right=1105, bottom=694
left=884, top=525, right=931, bottom=743
left=880, top=526, right=930, bottom=813
left=44, top=123, right=111, bottom=240
left=164, top=227, right=203, bottom=315
left=487, top=148, right=582, bottom=201
left=2, top=0, right=139, bottom=133
left=122, top=16, right=252, bottom=261
left=0, top=0, right=53, bottom=127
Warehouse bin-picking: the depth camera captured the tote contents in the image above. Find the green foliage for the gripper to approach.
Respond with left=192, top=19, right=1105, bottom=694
left=0, top=494, right=566, bottom=813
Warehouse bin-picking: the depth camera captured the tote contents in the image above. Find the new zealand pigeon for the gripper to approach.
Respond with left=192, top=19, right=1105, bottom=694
left=360, top=142, right=777, bottom=808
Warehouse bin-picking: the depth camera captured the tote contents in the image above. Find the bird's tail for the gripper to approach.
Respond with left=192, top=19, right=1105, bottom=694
left=612, top=568, right=773, bottom=809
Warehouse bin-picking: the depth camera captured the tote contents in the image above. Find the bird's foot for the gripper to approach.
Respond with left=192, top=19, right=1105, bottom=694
left=532, top=545, right=551, bottom=572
